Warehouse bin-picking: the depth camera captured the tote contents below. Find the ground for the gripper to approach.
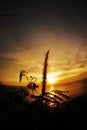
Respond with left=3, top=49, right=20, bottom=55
left=0, top=84, right=87, bottom=129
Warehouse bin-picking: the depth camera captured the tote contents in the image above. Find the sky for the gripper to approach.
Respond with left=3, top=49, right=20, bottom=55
left=0, top=1, right=87, bottom=86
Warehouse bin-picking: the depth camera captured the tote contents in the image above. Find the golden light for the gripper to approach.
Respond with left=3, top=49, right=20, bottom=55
left=47, top=73, right=56, bottom=84
left=47, top=72, right=62, bottom=84
left=49, top=85, right=54, bottom=92
left=46, top=85, right=57, bottom=108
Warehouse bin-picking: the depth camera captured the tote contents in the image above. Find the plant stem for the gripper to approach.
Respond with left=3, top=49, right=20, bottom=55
left=42, top=50, right=49, bottom=96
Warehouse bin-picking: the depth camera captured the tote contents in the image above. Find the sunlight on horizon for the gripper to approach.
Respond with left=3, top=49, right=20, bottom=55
left=47, top=71, right=62, bottom=85
left=1, top=67, right=87, bottom=87
left=47, top=73, right=58, bottom=84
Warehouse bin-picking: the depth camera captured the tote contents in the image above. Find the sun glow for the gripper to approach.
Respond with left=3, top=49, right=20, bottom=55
left=47, top=71, right=62, bottom=84
left=47, top=73, right=57, bottom=84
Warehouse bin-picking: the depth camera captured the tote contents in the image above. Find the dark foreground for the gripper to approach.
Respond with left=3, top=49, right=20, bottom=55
left=0, top=85, right=87, bottom=130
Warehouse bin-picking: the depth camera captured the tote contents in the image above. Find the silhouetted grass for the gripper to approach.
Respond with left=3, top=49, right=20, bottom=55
left=0, top=84, right=87, bottom=129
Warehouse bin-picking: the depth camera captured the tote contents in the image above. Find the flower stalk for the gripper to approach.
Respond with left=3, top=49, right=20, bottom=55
left=42, top=50, right=49, bottom=96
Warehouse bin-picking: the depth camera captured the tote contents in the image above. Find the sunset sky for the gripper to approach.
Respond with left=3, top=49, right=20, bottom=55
left=0, top=1, right=87, bottom=86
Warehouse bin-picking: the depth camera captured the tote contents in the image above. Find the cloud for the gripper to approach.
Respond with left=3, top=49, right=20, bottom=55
left=0, top=28, right=33, bottom=54
left=0, top=54, right=19, bottom=69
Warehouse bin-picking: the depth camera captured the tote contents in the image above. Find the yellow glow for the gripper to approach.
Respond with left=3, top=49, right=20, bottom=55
left=49, top=85, right=54, bottom=92
left=47, top=73, right=56, bottom=84
left=47, top=72, right=62, bottom=84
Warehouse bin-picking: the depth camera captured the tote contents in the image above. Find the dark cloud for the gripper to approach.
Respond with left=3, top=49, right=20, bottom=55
left=0, top=25, right=34, bottom=53
left=0, top=1, right=87, bottom=44
left=0, top=32, right=18, bottom=53
left=0, top=1, right=87, bottom=31
left=0, top=54, right=19, bottom=69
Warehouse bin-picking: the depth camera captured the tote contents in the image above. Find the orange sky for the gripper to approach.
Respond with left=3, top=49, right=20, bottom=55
left=0, top=29, right=87, bottom=86
left=0, top=34, right=87, bottom=86
left=0, top=2, right=87, bottom=86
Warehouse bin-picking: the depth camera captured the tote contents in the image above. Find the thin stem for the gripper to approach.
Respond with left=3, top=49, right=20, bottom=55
left=42, top=50, right=49, bottom=96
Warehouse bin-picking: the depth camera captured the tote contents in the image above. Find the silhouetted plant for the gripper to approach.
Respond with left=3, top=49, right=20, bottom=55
left=42, top=50, right=49, bottom=96
left=19, top=70, right=29, bottom=83
left=19, top=70, right=39, bottom=94
left=19, top=50, right=71, bottom=108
